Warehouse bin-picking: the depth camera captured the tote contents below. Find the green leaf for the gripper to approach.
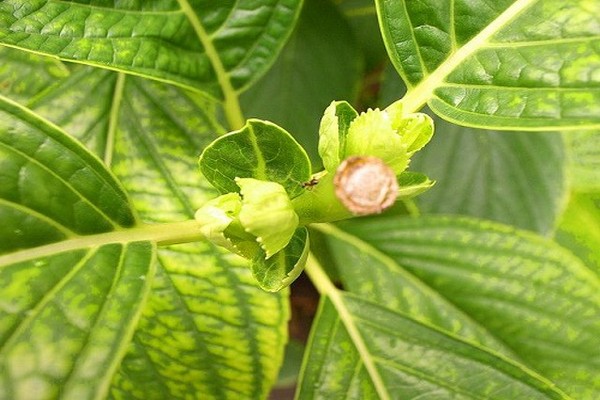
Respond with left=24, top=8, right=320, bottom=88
left=555, top=193, right=600, bottom=275
left=0, top=94, right=136, bottom=253
left=378, top=0, right=600, bottom=129
left=241, top=0, right=364, bottom=167
left=337, top=215, right=600, bottom=399
left=298, top=259, right=570, bottom=399
left=237, top=178, right=299, bottom=258
left=0, top=47, right=68, bottom=103
left=252, top=227, right=309, bottom=292
left=200, top=119, right=311, bottom=199
left=0, top=0, right=302, bottom=101
left=391, top=111, right=435, bottom=155
left=318, top=101, right=359, bottom=173
left=0, top=241, right=156, bottom=400
left=2, top=62, right=290, bottom=399
left=313, top=223, right=513, bottom=355
left=345, top=108, right=409, bottom=173
left=194, top=193, right=242, bottom=251
left=563, top=130, right=600, bottom=191
left=0, top=93, right=158, bottom=399
left=397, top=171, right=435, bottom=199
left=36, top=70, right=289, bottom=399
left=111, top=243, right=289, bottom=400
left=380, top=64, right=567, bottom=234
left=410, top=117, right=566, bottom=234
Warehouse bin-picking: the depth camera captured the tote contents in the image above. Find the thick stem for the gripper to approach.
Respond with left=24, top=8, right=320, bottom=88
left=292, top=172, right=354, bottom=225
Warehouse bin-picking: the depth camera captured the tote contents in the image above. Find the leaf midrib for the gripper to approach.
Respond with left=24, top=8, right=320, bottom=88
left=0, top=139, right=122, bottom=230
left=313, top=223, right=517, bottom=357
left=176, top=0, right=244, bottom=129
left=399, top=0, right=538, bottom=113
left=305, top=254, right=392, bottom=400
left=0, top=220, right=203, bottom=267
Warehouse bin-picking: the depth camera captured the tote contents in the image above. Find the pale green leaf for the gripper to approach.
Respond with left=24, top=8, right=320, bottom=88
left=318, top=101, right=358, bottom=173
left=297, top=261, right=570, bottom=399
left=23, top=69, right=290, bottom=399
left=0, top=241, right=156, bottom=400
left=396, top=171, right=435, bottom=199
left=337, top=215, right=600, bottom=399
left=0, top=0, right=302, bottom=100
left=200, top=119, right=312, bottom=199
left=345, top=108, right=409, bottom=173
left=563, top=130, right=600, bottom=191
left=0, top=46, right=68, bottom=103
left=252, top=227, right=309, bottom=292
left=378, top=0, right=600, bottom=129
left=555, top=193, right=600, bottom=275
left=194, top=193, right=242, bottom=252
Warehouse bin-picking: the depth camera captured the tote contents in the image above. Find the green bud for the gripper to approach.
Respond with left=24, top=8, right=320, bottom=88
left=194, top=193, right=242, bottom=252
left=236, top=178, right=299, bottom=259
left=318, top=101, right=359, bottom=172
left=344, top=108, right=409, bottom=174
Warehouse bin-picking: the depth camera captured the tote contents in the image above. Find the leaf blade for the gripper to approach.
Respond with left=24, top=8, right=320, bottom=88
left=298, top=257, right=571, bottom=399
left=0, top=241, right=156, bottom=400
left=338, top=215, right=600, bottom=399
left=0, top=94, right=136, bottom=252
left=378, top=0, right=600, bottom=129
left=0, top=0, right=303, bottom=100
left=200, top=119, right=311, bottom=199
left=409, top=115, right=566, bottom=234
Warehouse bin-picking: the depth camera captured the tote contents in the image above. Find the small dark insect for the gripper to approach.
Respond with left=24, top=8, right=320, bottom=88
left=301, top=177, right=319, bottom=189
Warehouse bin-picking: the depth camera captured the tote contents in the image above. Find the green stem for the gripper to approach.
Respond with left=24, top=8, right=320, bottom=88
left=177, top=0, right=245, bottom=130
left=0, top=220, right=205, bottom=266
left=304, top=254, right=391, bottom=400
left=292, top=172, right=354, bottom=225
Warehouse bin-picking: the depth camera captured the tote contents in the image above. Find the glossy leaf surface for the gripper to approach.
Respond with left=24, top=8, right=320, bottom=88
left=298, top=290, right=568, bottom=399
left=336, top=215, right=600, bottom=399
left=0, top=93, right=156, bottom=399
left=314, top=223, right=513, bottom=355
left=252, top=227, right=309, bottom=292
left=200, top=119, right=311, bottom=199
left=0, top=0, right=302, bottom=100
left=379, top=64, right=567, bottom=234
left=378, top=0, right=600, bottom=129
left=0, top=94, right=135, bottom=252
left=1, top=59, right=290, bottom=399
